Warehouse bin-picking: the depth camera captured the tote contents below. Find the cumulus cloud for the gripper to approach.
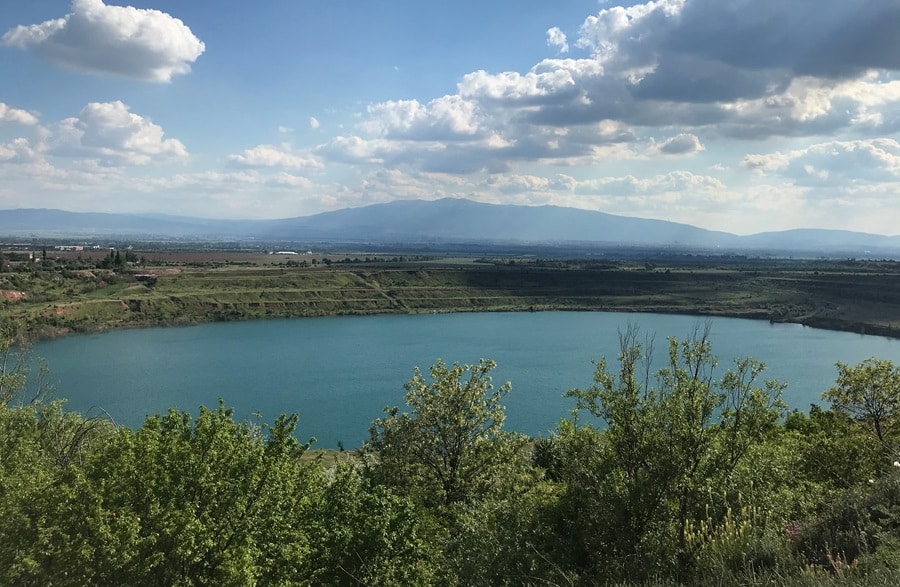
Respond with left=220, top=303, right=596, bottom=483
left=546, top=27, right=568, bottom=53
left=484, top=173, right=578, bottom=194
left=653, top=133, right=705, bottom=155
left=315, top=136, right=410, bottom=165
left=0, top=103, right=39, bottom=125
left=308, top=117, right=320, bottom=130
left=576, top=0, right=900, bottom=87
left=2, top=0, right=205, bottom=82
left=346, top=0, right=900, bottom=177
left=742, top=139, right=900, bottom=185
left=361, top=95, right=483, bottom=140
left=228, top=144, right=322, bottom=169
left=576, top=171, right=725, bottom=196
left=52, top=101, right=188, bottom=164
left=576, top=0, right=900, bottom=112
left=0, top=138, right=39, bottom=163
left=459, top=61, right=597, bottom=103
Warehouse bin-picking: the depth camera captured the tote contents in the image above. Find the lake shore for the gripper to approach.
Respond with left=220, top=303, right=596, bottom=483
left=5, top=257, right=900, bottom=341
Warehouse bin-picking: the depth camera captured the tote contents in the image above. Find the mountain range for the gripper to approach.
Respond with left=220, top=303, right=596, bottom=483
left=1, top=198, right=898, bottom=256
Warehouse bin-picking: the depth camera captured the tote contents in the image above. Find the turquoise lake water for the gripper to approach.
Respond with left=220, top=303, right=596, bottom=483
left=32, top=311, right=900, bottom=448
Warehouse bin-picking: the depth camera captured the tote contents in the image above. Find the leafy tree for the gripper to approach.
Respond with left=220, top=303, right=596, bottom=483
left=784, top=406, right=883, bottom=490
left=30, top=404, right=322, bottom=586
left=135, top=406, right=317, bottom=584
left=307, top=461, right=439, bottom=586
left=0, top=330, right=115, bottom=587
left=0, top=321, right=28, bottom=406
left=0, top=403, right=58, bottom=585
left=0, top=321, right=51, bottom=407
left=824, top=358, right=900, bottom=446
left=444, top=479, right=571, bottom=586
left=561, top=326, right=785, bottom=582
left=365, top=358, right=526, bottom=507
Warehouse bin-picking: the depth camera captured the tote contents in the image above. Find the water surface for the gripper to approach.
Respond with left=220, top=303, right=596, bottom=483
left=34, top=312, right=900, bottom=448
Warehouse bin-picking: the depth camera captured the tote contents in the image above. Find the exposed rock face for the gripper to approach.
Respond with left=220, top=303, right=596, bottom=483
left=0, top=290, right=26, bottom=303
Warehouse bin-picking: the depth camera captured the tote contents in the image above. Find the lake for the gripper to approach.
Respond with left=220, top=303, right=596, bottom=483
left=31, top=311, right=900, bottom=448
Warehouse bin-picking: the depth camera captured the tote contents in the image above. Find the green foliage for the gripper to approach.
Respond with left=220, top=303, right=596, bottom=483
left=0, top=400, right=116, bottom=586
left=365, top=358, right=527, bottom=507
left=824, top=358, right=900, bottom=446
left=0, top=398, right=327, bottom=586
left=0, top=404, right=57, bottom=585
left=307, top=461, right=439, bottom=586
left=0, top=321, right=29, bottom=405
left=784, top=406, right=883, bottom=490
left=444, top=480, right=573, bottom=586
left=561, top=326, right=786, bottom=582
left=85, top=404, right=320, bottom=586
left=685, top=498, right=796, bottom=585
left=796, top=467, right=900, bottom=572
left=531, top=434, right=564, bottom=482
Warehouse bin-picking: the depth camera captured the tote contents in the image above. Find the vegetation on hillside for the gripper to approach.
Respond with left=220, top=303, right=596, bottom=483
left=5, top=318, right=900, bottom=585
left=4, top=249, right=900, bottom=340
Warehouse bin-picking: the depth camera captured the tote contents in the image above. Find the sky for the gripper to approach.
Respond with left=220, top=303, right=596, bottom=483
left=1, top=0, right=900, bottom=235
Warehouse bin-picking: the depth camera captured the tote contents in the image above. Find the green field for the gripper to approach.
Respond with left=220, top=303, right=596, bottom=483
left=3, top=252, right=900, bottom=339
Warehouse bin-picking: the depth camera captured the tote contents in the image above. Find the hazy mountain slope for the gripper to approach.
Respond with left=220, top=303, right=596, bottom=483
left=741, top=228, right=900, bottom=251
left=263, top=198, right=740, bottom=246
left=0, top=209, right=249, bottom=237
left=1, top=199, right=897, bottom=255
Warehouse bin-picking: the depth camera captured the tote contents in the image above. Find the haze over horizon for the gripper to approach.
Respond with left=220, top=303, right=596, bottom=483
left=2, top=0, right=899, bottom=236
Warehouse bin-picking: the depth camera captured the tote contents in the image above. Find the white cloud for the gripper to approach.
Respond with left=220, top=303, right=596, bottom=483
left=343, top=0, right=900, bottom=179
left=484, top=173, right=576, bottom=194
left=652, top=133, right=705, bottom=156
left=576, top=171, right=725, bottom=196
left=7, top=0, right=900, bottom=234
left=2, top=0, right=205, bottom=82
left=0, top=103, right=39, bottom=125
left=362, top=95, right=483, bottom=139
left=315, top=136, right=408, bottom=164
left=546, top=27, right=568, bottom=53
left=52, top=101, right=188, bottom=165
left=228, top=144, right=323, bottom=169
left=462, top=0, right=900, bottom=137
left=0, top=138, right=38, bottom=163
left=271, top=172, right=314, bottom=188
left=458, top=63, right=591, bottom=101
left=576, top=0, right=900, bottom=84
left=742, top=139, right=900, bottom=185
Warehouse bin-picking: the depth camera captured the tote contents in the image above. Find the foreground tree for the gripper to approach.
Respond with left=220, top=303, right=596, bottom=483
left=7, top=404, right=324, bottom=586
left=307, top=462, right=439, bottom=586
left=561, top=326, right=785, bottom=582
left=824, top=358, right=900, bottom=446
left=365, top=358, right=526, bottom=507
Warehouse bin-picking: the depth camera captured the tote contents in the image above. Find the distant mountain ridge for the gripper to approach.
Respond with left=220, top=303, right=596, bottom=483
left=1, top=198, right=898, bottom=255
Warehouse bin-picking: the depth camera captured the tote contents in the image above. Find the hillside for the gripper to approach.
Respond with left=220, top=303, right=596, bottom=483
left=2, top=198, right=899, bottom=255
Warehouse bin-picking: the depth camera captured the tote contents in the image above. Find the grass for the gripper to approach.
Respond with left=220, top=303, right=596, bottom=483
left=4, top=257, right=900, bottom=340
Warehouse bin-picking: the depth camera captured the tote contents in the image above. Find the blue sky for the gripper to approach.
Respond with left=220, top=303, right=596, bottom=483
left=2, top=0, right=900, bottom=234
